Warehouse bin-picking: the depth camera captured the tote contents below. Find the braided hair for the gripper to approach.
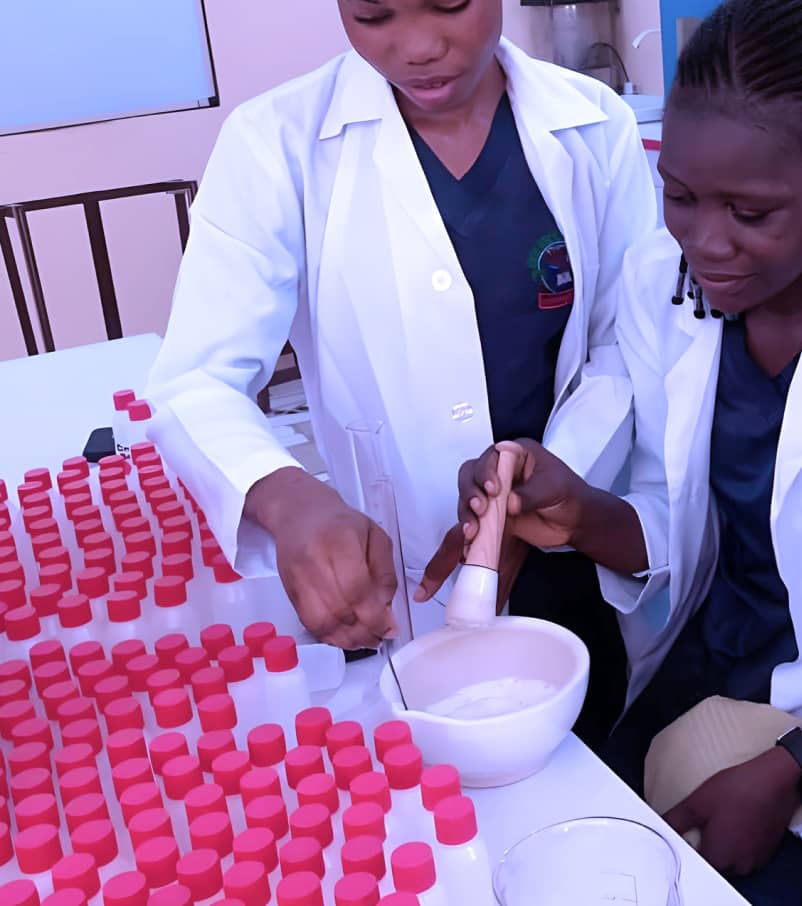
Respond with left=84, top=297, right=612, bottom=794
left=673, top=0, right=802, bottom=109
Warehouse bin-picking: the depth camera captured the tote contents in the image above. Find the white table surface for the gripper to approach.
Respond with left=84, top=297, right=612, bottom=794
left=0, top=335, right=748, bottom=905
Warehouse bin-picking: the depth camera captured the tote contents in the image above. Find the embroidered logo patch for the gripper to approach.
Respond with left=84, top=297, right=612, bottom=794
left=528, top=232, right=574, bottom=310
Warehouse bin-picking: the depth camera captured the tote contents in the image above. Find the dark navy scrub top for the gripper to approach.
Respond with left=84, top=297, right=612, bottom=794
left=638, top=316, right=799, bottom=725
left=409, top=94, right=573, bottom=443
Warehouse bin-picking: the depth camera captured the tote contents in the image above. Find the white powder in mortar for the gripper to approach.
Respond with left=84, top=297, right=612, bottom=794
left=424, top=676, right=558, bottom=720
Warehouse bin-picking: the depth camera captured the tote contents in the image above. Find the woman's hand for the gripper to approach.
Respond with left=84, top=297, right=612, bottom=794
left=246, top=468, right=398, bottom=649
left=664, top=747, right=801, bottom=876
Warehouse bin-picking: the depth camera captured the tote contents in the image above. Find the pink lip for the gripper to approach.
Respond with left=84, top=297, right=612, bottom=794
left=694, top=271, right=752, bottom=283
left=404, top=75, right=457, bottom=90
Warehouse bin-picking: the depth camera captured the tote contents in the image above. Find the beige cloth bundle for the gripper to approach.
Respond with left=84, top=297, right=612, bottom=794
left=644, top=696, right=802, bottom=847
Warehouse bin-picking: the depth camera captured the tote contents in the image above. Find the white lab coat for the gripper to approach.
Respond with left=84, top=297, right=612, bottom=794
left=600, top=228, right=802, bottom=714
left=147, top=38, right=655, bottom=584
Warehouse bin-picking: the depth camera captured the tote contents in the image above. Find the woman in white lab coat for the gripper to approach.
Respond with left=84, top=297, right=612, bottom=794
left=448, top=1, right=802, bottom=899
left=146, top=1, right=654, bottom=703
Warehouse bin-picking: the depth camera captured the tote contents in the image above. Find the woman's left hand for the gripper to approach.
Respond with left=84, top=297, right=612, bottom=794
left=663, top=747, right=801, bottom=876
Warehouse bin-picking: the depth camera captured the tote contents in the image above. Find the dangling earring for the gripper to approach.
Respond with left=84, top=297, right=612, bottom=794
left=672, top=255, right=688, bottom=305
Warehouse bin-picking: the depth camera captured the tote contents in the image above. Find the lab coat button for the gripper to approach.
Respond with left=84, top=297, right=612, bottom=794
left=432, top=270, right=452, bottom=292
left=451, top=403, right=474, bottom=422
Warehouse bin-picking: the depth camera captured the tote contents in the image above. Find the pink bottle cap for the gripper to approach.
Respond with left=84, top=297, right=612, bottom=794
left=112, top=757, right=153, bottom=799
left=68, top=640, right=104, bottom=672
left=111, top=639, right=147, bottom=670
left=130, top=441, right=157, bottom=464
left=239, top=766, right=281, bottom=806
left=189, top=810, right=234, bottom=858
left=101, top=871, right=149, bottom=906
left=0, top=546, right=15, bottom=566
left=211, top=554, right=241, bottom=584
left=99, top=453, right=128, bottom=472
left=149, top=889, right=193, bottom=906
left=38, top=546, right=72, bottom=573
left=342, top=836, right=387, bottom=882
left=218, top=646, right=253, bottom=683
left=146, top=667, right=182, bottom=704
left=212, top=749, right=251, bottom=796
left=263, top=636, right=300, bottom=673
left=197, top=693, right=237, bottom=732
left=82, top=548, right=115, bottom=578
left=200, top=624, right=235, bottom=658
left=162, top=755, right=203, bottom=800
left=0, top=700, right=36, bottom=740
left=244, top=794, right=289, bottom=839
left=186, top=732, right=232, bottom=777
left=333, top=873, right=381, bottom=906
left=9, top=741, right=51, bottom=776
left=111, top=571, right=147, bottom=601
left=297, top=773, right=339, bottom=816
left=11, top=716, right=54, bottom=750
left=184, top=782, right=227, bottom=824
left=107, top=727, right=148, bottom=767
left=201, top=538, right=223, bottom=567
left=134, top=835, right=179, bottom=888
left=383, top=744, right=423, bottom=791
left=113, top=389, right=136, bottom=412
left=162, top=514, right=193, bottom=536
left=343, top=803, right=386, bottom=843
left=0, top=881, right=39, bottom=906
left=125, top=531, right=156, bottom=557
left=126, top=654, right=161, bottom=692
left=233, top=826, right=278, bottom=872
left=279, top=836, right=324, bottom=879
left=333, top=746, right=373, bottom=792
left=11, top=766, right=54, bottom=802
left=160, top=551, right=192, bottom=582
left=295, top=708, right=333, bottom=748
left=59, top=765, right=102, bottom=804
left=28, top=584, right=62, bottom=618
left=141, top=475, right=170, bottom=499
left=106, top=590, right=141, bottom=623
left=74, top=566, right=109, bottom=599
left=149, top=732, right=190, bottom=775
left=127, top=400, right=152, bottom=422
left=120, top=782, right=163, bottom=823
left=373, top=721, right=413, bottom=764
left=64, top=793, right=109, bottom=834
left=247, top=723, right=286, bottom=767
left=153, top=575, right=187, bottom=608
left=0, top=678, right=28, bottom=707
left=153, top=687, right=194, bottom=729
left=73, top=519, right=103, bottom=549
left=390, top=843, right=437, bottom=894
left=39, top=563, right=71, bottom=593
left=433, top=794, right=478, bottom=845
left=176, top=848, right=223, bottom=901
left=0, top=657, right=31, bottom=686
left=223, top=860, right=271, bottom=905
left=42, top=680, right=79, bottom=719
left=275, top=870, right=323, bottom=906
left=15, top=791, right=60, bottom=830
left=15, top=822, right=63, bottom=873
left=70, top=817, right=118, bottom=866
left=59, top=713, right=102, bottom=751
left=242, top=622, right=277, bottom=658
left=128, top=808, right=173, bottom=849
left=29, top=638, right=66, bottom=668
left=111, top=502, right=142, bottom=529
left=349, top=772, right=391, bottom=814
left=51, top=852, right=99, bottom=899
left=58, top=593, right=92, bottom=629
left=326, top=721, right=365, bottom=759
left=161, top=532, right=192, bottom=558
left=154, top=502, right=186, bottom=526
left=6, top=606, right=40, bottom=641
left=77, top=658, right=115, bottom=697
left=421, top=764, right=462, bottom=812
left=17, top=481, right=46, bottom=504
left=55, top=743, right=95, bottom=778
left=33, top=660, right=71, bottom=697
left=154, top=633, right=189, bottom=665
left=175, top=646, right=211, bottom=682
left=285, top=746, right=325, bottom=790
left=0, top=559, right=24, bottom=585
left=95, top=674, right=132, bottom=710
left=83, top=531, right=112, bottom=553
left=191, top=666, right=228, bottom=703
left=31, top=533, right=61, bottom=561
left=104, top=696, right=145, bottom=734
left=290, top=803, right=333, bottom=849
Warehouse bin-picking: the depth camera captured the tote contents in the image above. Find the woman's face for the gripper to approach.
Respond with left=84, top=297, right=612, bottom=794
left=337, top=0, right=502, bottom=115
left=659, top=100, right=802, bottom=315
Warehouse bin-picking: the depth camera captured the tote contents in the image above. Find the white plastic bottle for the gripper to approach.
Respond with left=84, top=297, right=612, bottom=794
left=112, top=389, right=136, bottom=458
left=382, top=745, right=430, bottom=849
left=390, top=843, right=448, bottom=906
left=127, top=400, right=153, bottom=450
left=261, top=636, right=311, bottom=746
left=432, top=795, right=494, bottom=905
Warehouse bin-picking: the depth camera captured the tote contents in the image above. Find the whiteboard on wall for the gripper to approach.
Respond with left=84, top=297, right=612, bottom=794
left=0, top=0, right=219, bottom=136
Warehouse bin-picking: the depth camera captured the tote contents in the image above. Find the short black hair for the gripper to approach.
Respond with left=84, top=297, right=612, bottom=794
left=672, top=0, right=802, bottom=113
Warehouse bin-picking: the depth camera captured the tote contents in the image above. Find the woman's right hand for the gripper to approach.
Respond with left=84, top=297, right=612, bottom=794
left=245, top=468, right=398, bottom=650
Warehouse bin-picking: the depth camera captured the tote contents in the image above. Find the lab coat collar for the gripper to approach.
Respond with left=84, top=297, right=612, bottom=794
left=318, top=37, right=609, bottom=141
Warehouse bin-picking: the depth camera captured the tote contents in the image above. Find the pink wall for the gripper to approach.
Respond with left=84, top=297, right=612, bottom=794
left=0, top=1, right=641, bottom=362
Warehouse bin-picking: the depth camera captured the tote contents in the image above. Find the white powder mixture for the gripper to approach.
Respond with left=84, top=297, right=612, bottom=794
left=425, top=676, right=558, bottom=720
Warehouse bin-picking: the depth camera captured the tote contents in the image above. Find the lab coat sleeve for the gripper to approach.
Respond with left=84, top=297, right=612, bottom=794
left=545, top=107, right=657, bottom=490
left=145, top=105, right=305, bottom=576
left=595, top=245, right=670, bottom=615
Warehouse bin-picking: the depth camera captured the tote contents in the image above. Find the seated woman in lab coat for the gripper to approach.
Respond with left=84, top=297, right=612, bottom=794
left=147, top=0, right=654, bottom=741
left=440, top=0, right=802, bottom=899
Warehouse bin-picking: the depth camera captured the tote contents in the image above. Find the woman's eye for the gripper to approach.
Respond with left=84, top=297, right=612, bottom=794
left=435, top=0, right=471, bottom=13
left=731, top=208, right=769, bottom=224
